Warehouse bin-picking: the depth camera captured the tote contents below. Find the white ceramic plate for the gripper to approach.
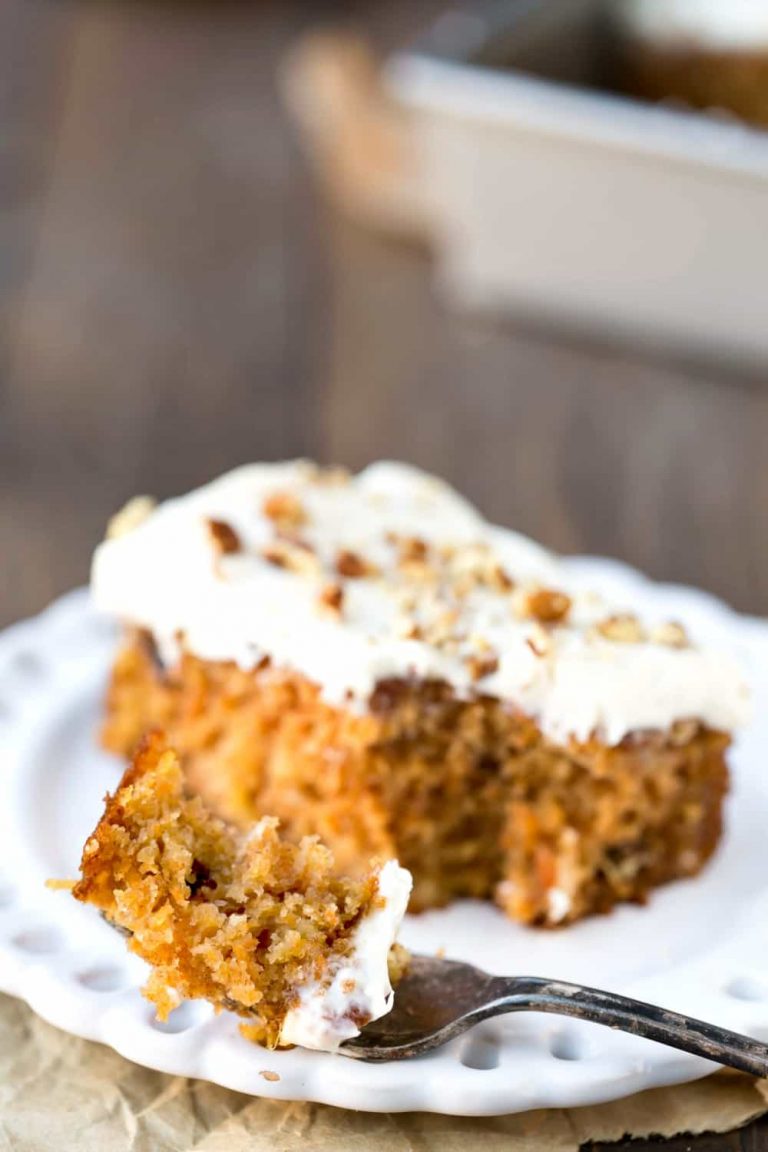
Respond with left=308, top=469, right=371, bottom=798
left=1, top=568, right=768, bottom=1116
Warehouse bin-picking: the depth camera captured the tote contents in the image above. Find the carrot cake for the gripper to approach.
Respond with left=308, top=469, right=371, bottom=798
left=73, top=732, right=411, bottom=1050
left=92, top=461, right=749, bottom=926
left=612, top=0, right=768, bottom=128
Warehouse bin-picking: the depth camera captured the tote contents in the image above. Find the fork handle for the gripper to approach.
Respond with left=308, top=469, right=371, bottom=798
left=492, top=977, right=768, bottom=1078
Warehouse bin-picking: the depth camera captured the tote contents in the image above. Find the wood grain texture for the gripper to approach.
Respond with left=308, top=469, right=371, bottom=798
left=1, top=1, right=767, bottom=1145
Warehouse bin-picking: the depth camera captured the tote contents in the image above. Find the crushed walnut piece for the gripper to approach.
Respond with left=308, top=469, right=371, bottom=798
left=443, top=542, right=514, bottom=597
left=336, top=549, right=377, bottom=579
left=263, top=541, right=320, bottom=576
left=595, top=614, right=646, bottom=643
left=262, top=490, right=306, bottom=528
left=650, top=621, right=689, bottom=649
left=206, top=518, right=242, bottom=555
left=423, top=606, right=460, bottom=647
left=318, top=582, right=344, bottom=617
left=274, top=527, right=314, bottom=552
left=491, top=565, right=514, bottom=593
left=466, top=652, right=500, bottom=681
left=513, top=586, right=572, bottom=625
left=393, top=535, right=429, bottom=564
left=106, top=495, right=156, bottom=540
left=397, top=621, right=424, bottom=641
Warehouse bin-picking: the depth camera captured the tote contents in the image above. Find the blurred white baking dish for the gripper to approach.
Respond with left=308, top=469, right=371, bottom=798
left=386, top=0, right=768, bottom=364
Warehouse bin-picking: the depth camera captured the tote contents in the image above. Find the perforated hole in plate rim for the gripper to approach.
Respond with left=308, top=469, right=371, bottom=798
left=148, top=1000, right=214, bottom=1034
left=459, top=1028, right=502, bottom=1070
left=7, top=651, right=45, bottom=680
left=11, top=926, right=62, bottom=955
left=549, top=1030, right=590, bottom=1062
left=77, top=965, right=131, bottom=993
left=724, top=976, right=768, bottom=1002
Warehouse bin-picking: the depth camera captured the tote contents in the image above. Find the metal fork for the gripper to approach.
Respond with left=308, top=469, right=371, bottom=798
left=341, top=955, right=768, bottom=1073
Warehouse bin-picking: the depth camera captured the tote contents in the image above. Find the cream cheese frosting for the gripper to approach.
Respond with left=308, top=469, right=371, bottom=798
left=615, top=0, right=768, bottom=51
left=91, top=460, right=749, bottom=746
left=278, top=860, right=412, bottom=1052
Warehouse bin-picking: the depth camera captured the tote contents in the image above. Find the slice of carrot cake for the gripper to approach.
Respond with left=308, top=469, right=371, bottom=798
left=92, top=461, right=749, bottom=925
left=73, top=732, right=412, bottom=1050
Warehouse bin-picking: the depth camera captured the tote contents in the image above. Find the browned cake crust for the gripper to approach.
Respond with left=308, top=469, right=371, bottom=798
left=74, top=732, right=388, bottom=1046
left=102, top=633, right=730, bottom=926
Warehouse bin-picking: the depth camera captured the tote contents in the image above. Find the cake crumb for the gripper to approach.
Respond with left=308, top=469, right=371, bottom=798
left=259, top=1070, right=281, bottom=1082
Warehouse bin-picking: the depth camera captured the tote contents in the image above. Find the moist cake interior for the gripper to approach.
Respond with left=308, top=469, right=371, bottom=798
left=74, top=732, right=409, bottom=1048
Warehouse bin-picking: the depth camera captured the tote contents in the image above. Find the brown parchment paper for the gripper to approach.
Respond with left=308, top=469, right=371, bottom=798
left=2, top=994, right=766, bottom=1151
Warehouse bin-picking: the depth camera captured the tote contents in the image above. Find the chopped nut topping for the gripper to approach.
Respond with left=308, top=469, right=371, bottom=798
left=395, top=588, right=419, bottom=615
left=451, top=572, right=477, bottom=599
left=466, top=652, right=500, bottom=681
left=262, top=544, right=288, bottom=568
left=399, top=559, right=438, bottom=586
left=318, top=582, right=344, bottom=616
left=206, top=518, right=242, bottom=555
left=262, top=541, right=320, bottom=576
left=336, top=549, right=377, bottom=579
left=444, top=542, right=511, bottom=596
left=106, top=495, right=156, bottom=540
left=262, top=490, right=306, bottom=527
left=423, top=607, right=460, bottom=646
left=395, top=536, right=429, bottom=564
left=275, top=528, right=314, bottom=552
left=514, top=586, right=572, bottom=625
left=491, top=565, right=514, bottom=593
left=595, top=613, right=645, bottom=643
left=650, top=621, right=689, bottom=649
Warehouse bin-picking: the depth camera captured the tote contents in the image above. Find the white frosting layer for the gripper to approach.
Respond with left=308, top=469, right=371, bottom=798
left=616, top=0, right=768, bottom=50
left=91, top=460, right=749, bottom=746
left=278, top=860, right=412, bottom=1052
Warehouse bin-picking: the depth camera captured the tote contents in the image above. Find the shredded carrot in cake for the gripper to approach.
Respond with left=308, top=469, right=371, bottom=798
left=73, top=732, right=392, bottom=1046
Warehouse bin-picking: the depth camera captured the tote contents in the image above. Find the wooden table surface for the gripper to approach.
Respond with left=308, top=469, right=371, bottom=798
left=2, top=1, right=768, bottom=1147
